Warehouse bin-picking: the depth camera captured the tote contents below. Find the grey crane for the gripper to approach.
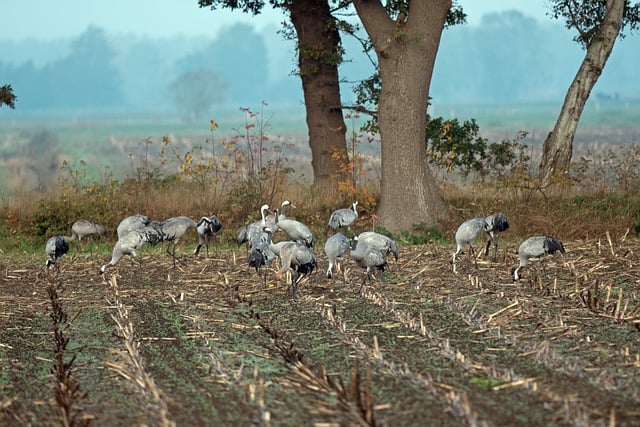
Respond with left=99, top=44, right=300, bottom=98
left=265, top=200, right=291, bottom=228
left=513, top=236, right=565, bottom=281
left=277, top=241, right=317, bottom=297
left=484, top=212, right=509, bottom=261
left=328, top=201, right=358, bottom=232
left=194, top=215, right=223, bottom=256
left=324, top=232, right=351, bottom=278
left=248, top=227, right=276, bottom=275
left=152, top=216, right=200, bottom=265
left=356, top=231, right=398, bottom=262
left=117, top=214, right=151, bottom=239
left=99, top=226, right=163, bottom=274
left=274, top=210, right=314, bottom=248
left=451, top=217, right=491, bottom=266
left=45, top=236, right=70, bottom=270
left=236, top=204, right=270, bottom=248
left=350, top=240, right=388, bottom=284
left=70, top=219, right=105, bottom=241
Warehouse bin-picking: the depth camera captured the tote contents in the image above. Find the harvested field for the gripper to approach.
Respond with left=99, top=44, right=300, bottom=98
left=1, top=233, right=640, bottom=426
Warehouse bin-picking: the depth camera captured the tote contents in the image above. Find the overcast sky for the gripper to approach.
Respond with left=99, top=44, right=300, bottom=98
left=4, top=1, right=553, bottom=40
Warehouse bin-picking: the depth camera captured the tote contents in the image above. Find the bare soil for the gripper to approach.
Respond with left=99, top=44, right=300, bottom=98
left=1, top=234, right=640, bottom=426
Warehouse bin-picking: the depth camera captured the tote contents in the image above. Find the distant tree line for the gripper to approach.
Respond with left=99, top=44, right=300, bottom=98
left=0, top=11, right=638, bottom=116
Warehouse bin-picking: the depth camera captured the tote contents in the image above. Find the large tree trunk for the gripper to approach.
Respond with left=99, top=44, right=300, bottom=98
left=353, top=1, right=448, bottom=234
left=289, top=0, right=348, bottom=187
left=539, top=0, right=624, bottom=187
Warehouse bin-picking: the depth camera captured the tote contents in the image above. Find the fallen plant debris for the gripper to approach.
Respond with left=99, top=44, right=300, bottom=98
left=1, top=234, right=639, bottom=425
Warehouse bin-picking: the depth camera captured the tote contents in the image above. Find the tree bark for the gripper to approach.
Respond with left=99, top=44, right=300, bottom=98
left=288, top=0, right=348, bottom=187
left=539, top=0, right=624, bottom=187
left=353, top=0, right=448, bottom=234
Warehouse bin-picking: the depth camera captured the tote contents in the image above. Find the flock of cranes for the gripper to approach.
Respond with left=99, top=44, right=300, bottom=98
left=44, top=201, right=567, bottom=290
left=451, top=212, right=565, bottom=280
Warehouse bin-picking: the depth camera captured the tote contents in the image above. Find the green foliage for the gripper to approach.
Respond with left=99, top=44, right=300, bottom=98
left=170, top=69, right=228, bottom=122
left=0, top=84, right=17, bottom=109
left=400, top=223, right=447, bottom=245
left=549, top=0, right=640, bottom=46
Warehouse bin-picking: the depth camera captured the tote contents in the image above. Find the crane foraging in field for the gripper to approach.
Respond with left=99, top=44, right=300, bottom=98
left=274, top=209, right=314, bottom=248
left=513, top=236, right=565, bottom=281
left=248, top=227, right=276, bottom=275
left=324, top=232, right=351, bottom=279
left=328, top=201, right=358, bottom=232
left=355, top=231, right=399, bottom=263
left=70, top=219, right=105, bottom=241
left=484, top=212, right=509, bottom=261
left=276, top=241, right=317, bottom=297
left=451, top=217, right=491, bottom=267
left=99, top=226, right=163, bottom=274
left=45, top=236, right=70, bottom=270
left=194, top=215, right=223, bottom=256
left=117, top=214, right=151, bottom=239
left=350, top=240, right=388, bottom=286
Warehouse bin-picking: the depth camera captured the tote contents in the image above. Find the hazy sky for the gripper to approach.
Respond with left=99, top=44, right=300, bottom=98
left=4, top=1, right=553, bottom=40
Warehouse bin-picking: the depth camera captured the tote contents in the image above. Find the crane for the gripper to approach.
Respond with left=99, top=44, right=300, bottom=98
left=513, top=236, right=565, bottom=281
left=194, top=215, right=223, bottom=256
left=355, top=231, right=398, bottom=262
left=484, top=212, right=509, bottom=261
left=45, top=236, right=69, bottom=270
left=350, top=240, right=388, bottom=285
left=328, top=201, right=358, bottom=232
left=117, top=214, right=151, bottom=239
left=274, top=209, right=314, bottom=248
left=451, top=217, right=491, bottom=267
left=236, top=204, right=270, bottom=248
left=324, top=232, right=351, bottom=278
left=70, top=219, right=105, bottom=241
left=277, top=241, right=317, bottom=297
left=99, top=226, right=163, bottom=274
left=248, top=227, right=276, bottom=275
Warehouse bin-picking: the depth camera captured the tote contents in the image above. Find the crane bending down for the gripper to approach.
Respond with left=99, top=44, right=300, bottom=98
left=355, top=231, right=398, bottom=262
left=484, top=212, right=509, bottom=261
left=350, top=240, right=388, bottom=285
left=194, top=215, right=223, bottom=256
left=513, top=236, right=565, bottom=281
left=45, top=236, right=70, bottom=270
left=451, top=217, right=491, bottom=266
left=70, top=219, right=105, bottom=241
left=99, top=226, right=163, bottom=274
left=328, top=201, right=358, bottom=232
left=117, top=214, right=151, bottom=239
left=248, top=227, right=276, bottom=275
left=324, top=232, right=351, bottom=278
left=277, top=241, right=317, bottom=297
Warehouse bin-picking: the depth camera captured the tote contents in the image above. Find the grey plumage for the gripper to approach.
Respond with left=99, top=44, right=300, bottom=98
left=70, top=219, right=105, bottom=241
left=356, top=231, right=398, bottom=262
left=277, top=241, right=317, bottom=296
left=265, top=200, right=291, bottom=228
left=328, top=201, right=358, bottom=231
left=45, top=236, right=69, bottom=268
left=117, top=214, right=150, bottom=239
left=194, top=215, right=223, bottom=256
left=237, top=204, right=270, bottom=248
left=100, top=226, right=163, bottom=273
left=484, top=212, right=509, bottom=260
left=513, top=235, right=565, bottom=281
left=248, top=227, right=276, bottom=275
left=451, top=217, right=491, bottom=265
left=324, top=232, right=351, bottom=278
left=351, top=240, right=388, bottom=281
left=275, top=210, right=314, bottom=247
